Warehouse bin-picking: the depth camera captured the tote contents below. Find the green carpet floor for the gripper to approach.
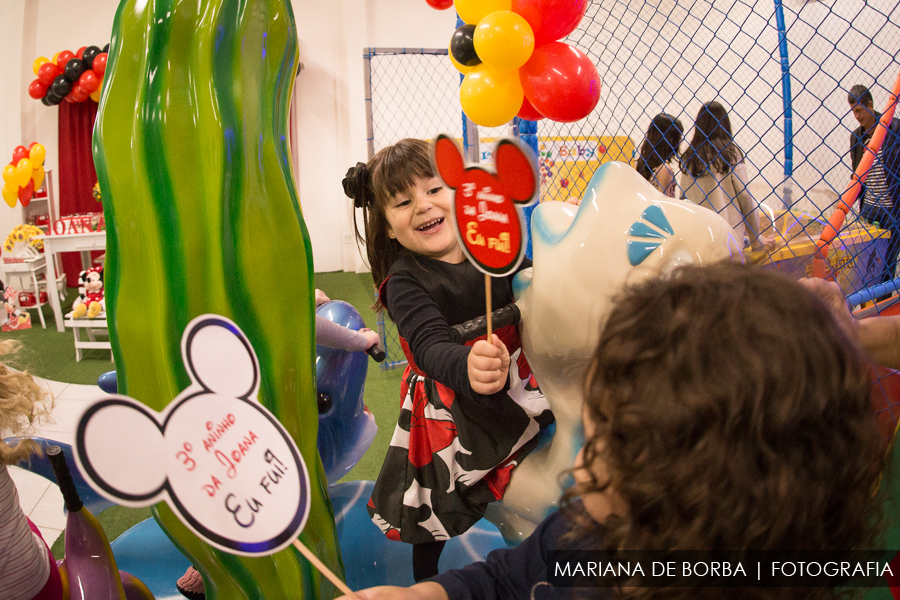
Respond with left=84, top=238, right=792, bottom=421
left=4, top=289, right=114, bottom=385
left=14, top=272, right=404, bottom=558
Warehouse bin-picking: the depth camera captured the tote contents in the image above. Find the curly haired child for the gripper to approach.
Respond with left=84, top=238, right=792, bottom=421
left=0, top=340, right=62, bottom=600
left=342, top=261, right=886, bottom=600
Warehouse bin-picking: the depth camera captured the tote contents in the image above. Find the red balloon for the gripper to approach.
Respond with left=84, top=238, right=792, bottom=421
left=517, top=96, right=545, bottom=121
left=519, top=42, right=601, bottom=123
left=18, top=180, right=34, bottom=205
left=76, top=46, right=87, bottom=60
left=92, top=53, right=108, bottom=77
left=27, top=142, right=37, bottom=150
left=71, top=85, right=90, bottom=102
left=12, top=146, right=28, bottom=165
left=57, top=50, right=75, bottom=69
left=425, top=0, right=454, bottom=8
left=28, top=79, right=49, bottom=100
left=78, top=70, right=100, bottom=93
left=37, top=62, right=61, bottom=85
left=512, top=0, right=588, bottom=45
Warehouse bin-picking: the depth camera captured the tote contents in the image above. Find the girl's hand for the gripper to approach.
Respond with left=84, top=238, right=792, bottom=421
left=467, top=334, right=510, bottom=395
left=361, top=328, right=381, bottom=349
left=798, top=278, right=859, bottom=344
left=315, top=289, right=330, bottom=307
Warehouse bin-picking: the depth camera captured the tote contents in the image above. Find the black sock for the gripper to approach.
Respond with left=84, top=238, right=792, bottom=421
left=412, top=540, right=446, bottom=582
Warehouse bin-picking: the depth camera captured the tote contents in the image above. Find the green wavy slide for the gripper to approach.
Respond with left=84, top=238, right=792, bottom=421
left=92, top=0, right=342, bottom=597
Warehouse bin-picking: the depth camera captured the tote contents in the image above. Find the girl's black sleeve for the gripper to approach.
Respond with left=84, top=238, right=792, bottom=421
left=385, top=274, right=510, bottom=407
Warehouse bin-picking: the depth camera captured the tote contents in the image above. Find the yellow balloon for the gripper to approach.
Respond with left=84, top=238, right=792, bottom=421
left=52, top=52, right=60, bottom=65
left=28, top=143, right=45, bottom=167
left=2, top=185, right=17, bottom=208
left=15, top=158, right=33, bottom=188
left=460, top=64, right=523, bottom=127
left=32, top=166, right=45, bottom=190
left=448, top=46, right=473, bottom=74
left=32, top=56, right=50, bottom=77
left=90, top=82, right=103, bottom=103
left=475, top=11, right=534, bottom=70
left=2, top=165, right=15, bottom=186
left=454, top=0, right=511, bottom=25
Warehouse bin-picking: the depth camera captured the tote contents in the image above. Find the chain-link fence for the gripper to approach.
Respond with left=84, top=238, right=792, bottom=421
left=363, top=1, right=900, bottom=395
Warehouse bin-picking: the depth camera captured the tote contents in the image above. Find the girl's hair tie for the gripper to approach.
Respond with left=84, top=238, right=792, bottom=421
left=342, top=162, right=374, bottom=209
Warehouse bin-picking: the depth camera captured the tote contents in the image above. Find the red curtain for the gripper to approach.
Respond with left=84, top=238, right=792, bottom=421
left=57, top=101, right=102, bottom=287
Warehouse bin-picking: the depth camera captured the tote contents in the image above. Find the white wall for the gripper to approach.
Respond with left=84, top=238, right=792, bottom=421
left=291, top=0, right=455, bottom=272
left=0, top=1, right=27, bottom=239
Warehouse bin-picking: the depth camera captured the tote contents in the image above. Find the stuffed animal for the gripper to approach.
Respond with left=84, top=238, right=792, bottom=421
left=72, top=266, right=104, bottom=318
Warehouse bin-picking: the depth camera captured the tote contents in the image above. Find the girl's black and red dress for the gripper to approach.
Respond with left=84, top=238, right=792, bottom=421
left=368, top=252, right=553, bottom=545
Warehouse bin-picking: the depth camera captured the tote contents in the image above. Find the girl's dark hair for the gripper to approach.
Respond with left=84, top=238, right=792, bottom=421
left=564, top=261, right=886, bottom=600
left=681, top=100, right=743, bottom=177
left=635, top=114, right=684, bottom=181
left=343, top=139, right=435, bottom=308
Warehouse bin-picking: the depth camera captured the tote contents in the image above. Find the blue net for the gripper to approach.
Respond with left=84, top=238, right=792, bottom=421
left=363, top=1, right=900, bottom=403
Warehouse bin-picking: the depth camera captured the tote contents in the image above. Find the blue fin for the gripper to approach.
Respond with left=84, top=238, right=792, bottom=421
left=641, top=205, right=674, bottom=235
left=628, top=221, right=667, bottom=239
left=627, top=240, right=662, bottom=266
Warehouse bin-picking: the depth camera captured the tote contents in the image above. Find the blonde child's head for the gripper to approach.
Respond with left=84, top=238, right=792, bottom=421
left=344, top=139, right=441, bottom=290
left=0, top=340, right=54, bottom=465
left=569, top=261, right=884, bottom=600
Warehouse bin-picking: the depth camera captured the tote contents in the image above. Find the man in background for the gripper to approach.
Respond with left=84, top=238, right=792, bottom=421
left=848, top=84, right=900, bottom=291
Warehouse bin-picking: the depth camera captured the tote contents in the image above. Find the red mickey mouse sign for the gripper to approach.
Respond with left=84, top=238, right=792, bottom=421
left=432, top=135, right=538, bottom=276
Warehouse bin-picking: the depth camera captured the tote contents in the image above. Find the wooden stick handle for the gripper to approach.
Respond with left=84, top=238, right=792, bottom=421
left=485, top=274, right=492, bottom=341
left=292, top=539, right=360, bottom=599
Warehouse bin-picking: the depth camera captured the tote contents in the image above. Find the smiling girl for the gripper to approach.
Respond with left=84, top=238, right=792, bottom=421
left=343, top=139, right=551, bottom=581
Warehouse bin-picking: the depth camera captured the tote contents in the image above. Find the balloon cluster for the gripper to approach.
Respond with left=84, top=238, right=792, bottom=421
left=2, top=144, right=46, bottom=208
left=446, top=0, right=600, bottom=127
left=28, top=44, right=110, bottom=106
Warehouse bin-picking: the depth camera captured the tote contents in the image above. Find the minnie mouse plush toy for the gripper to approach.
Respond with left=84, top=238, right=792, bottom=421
left=72, top=266, right=104, bottom=319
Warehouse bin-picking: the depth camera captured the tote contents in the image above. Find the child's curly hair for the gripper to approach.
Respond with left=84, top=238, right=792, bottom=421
left=0, top=340, right=54, bottom=465
left=566, top=261, right=886, bottom=600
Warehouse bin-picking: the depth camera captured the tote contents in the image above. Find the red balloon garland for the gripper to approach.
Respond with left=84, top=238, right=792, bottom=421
left=27, top=45, right=109, bottom=107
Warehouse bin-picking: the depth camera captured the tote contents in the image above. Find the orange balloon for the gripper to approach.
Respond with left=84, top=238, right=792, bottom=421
left=2, top=185, right=17, bottom=208
left=31, top=166, right=45, bottom=190
left=474, top=11, right=534, bottom=70
left=15, top=159, right=33, bottom=188
left=28, top=143, right=45, bottom=167
left=32, top=57, right=50, bottom=77
left=460, top=64, right=523, bottom=127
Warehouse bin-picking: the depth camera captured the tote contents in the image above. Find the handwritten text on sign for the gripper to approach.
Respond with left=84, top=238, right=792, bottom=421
left=433, top=135, right=537, bottom=276
left=74, top=316, right=310, bottom=556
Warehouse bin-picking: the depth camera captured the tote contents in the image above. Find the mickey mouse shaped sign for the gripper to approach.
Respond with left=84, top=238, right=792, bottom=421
left=433, top=135, right=538, bottom=334
left=432, top=134, right=538, bottom=276
left=74, top=315, right=310, bottom=557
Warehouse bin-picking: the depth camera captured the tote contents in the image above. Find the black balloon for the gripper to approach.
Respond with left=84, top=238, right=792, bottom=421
left=41, top=96, right=54, bottom=107
left=51, top=75, right=72, bottom=98
left=82, top=46, right=101, bottom=69
left=102, top=43, right=110, bottom=53
left=63, top=58, right=86, bottom=82
left=43, top=91, right=63, bottom=106
left=450, top=24, right=481, bottom=68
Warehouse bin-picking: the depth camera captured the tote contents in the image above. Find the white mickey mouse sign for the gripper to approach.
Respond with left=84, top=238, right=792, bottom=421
left=74, top=315, right=310, bottom=556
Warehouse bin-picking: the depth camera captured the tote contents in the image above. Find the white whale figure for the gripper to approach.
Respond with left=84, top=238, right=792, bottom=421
left=494, top=161, right=743, bottom=537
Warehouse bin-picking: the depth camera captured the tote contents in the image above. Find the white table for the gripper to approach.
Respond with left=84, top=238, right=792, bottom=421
left=36, top=232, right=106, bottom=332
